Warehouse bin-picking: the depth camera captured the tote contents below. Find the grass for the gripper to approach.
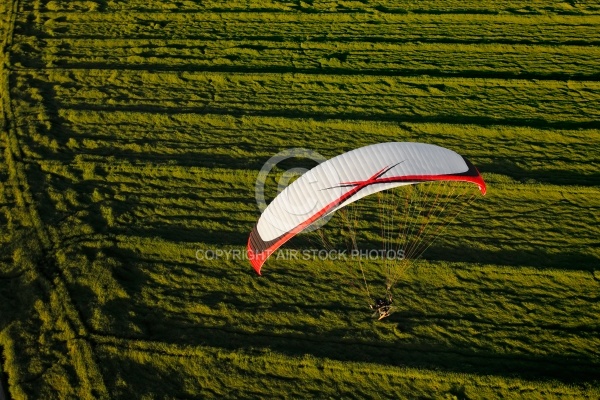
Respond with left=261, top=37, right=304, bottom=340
left=1, top=0, right=599, bottom=398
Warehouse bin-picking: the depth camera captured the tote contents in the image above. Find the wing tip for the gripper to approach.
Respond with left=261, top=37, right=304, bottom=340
left=251, top=257, right=263, bottom=276
left=461, top=156, right=486, bottom=196
left=473, top=168, right=487, bottom=196
left=247, top=239, right=265, bottom=275
left=475, top=174, right=487, bottom=195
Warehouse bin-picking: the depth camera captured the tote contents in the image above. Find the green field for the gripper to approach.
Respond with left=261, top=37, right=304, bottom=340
left=1, top=0, right=600, bottom=398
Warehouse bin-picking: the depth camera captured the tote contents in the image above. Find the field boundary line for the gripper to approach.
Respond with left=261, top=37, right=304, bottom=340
left=0, top=1, right=21, bottom=399
left=1, top=0, right=109, bottom=397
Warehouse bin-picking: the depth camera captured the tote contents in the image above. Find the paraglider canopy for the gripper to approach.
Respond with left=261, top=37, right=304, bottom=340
left=248, top=142, right=486, bottom=275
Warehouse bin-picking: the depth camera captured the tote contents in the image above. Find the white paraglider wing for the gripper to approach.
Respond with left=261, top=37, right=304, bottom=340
left=248, top=142, right=486, bottom=274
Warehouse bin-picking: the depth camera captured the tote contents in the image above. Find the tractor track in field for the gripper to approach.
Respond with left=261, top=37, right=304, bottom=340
left=0, top=0, right=21, bottom=396
left=1, top=0, right=109, bottom=397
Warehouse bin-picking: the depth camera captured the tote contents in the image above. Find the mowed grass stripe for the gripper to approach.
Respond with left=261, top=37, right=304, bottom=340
left=44, top=70, right=600, bottom=127
left=42, top=40, right=600, bottom=80
left=40, top=13, right=600, bottom=46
